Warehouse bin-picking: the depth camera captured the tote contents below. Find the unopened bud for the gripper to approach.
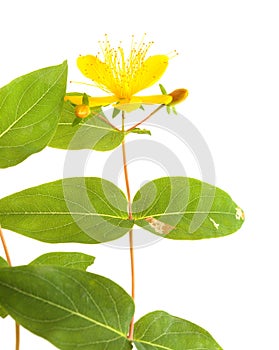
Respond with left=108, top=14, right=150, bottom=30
left=168, top=88, right=188, bottom=105
left=74, top=104, right=91, bottom=119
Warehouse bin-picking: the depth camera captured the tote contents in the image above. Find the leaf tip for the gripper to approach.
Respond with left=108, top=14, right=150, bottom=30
left=235, top=207, right=245, bottom=221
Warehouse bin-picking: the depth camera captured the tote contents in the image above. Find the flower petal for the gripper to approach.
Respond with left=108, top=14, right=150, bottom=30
left=130, top=95, right=172, bottom=105
left=77, top=55, right=113, bottom=92
left=131, top=55, right=169, bottom=95
left=114, top=103, right=142, bottom=113
left=65, top=95, right=118, bottom=107
left=113, top=94, right=172, bottom=113
left=88, top=96, right=119, bottom=107
left=64, top=95, right=83, bottom=105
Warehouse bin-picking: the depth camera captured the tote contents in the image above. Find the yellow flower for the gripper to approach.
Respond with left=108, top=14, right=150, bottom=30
left=65, top=35, right=173, bottom=111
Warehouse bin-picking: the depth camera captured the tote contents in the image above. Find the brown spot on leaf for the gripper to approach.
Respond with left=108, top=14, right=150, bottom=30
left=145, top=217, right=175, bottom=235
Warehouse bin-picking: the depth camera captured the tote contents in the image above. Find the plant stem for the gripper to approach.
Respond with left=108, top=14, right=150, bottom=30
left=0, top=227, right=20, bottom=350
left=121, top=112, right=135, bottom=339
left=127, top=104, right=164, bottom=132
left=127, top=228, right=135, bottom=340
left=95, top=112, right=120, bottom=131
left=0, top=227, right=12, bottom=266
left=15, top=324, right=20, bottom=350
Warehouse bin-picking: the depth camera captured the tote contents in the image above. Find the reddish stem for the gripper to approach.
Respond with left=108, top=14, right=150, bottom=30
left=121, top=112, right=135, bottom=339
left=0, top=227, right=12, bottom=266
left=127, top=104, right=164, bottom=132
left=95, top=113, right=121, bottom=131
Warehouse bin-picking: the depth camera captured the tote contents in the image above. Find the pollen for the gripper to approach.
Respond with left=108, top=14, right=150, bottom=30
left=96, top=34, right=154, bottom=99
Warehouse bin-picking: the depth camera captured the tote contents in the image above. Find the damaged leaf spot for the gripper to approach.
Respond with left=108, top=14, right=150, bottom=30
left=145, top=217, right=175, bottom=235
left=209, top=217, right=219, bottom=230
left=235, top=207, right=245, bottom=220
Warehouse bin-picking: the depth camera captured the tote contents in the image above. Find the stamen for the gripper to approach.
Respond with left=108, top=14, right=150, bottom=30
left=70, top=80, right=95, bottom=87
left=88, top=34, right=162, bottom=99
left=167, top=50, right=178, bottom=59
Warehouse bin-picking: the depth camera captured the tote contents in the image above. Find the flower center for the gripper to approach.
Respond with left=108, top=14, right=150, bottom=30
left=97, top=34, right=153, bottom=99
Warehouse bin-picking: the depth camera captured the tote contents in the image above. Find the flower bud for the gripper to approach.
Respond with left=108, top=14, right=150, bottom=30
left=168, top=88, right=188, bottom=106
left=74, top=104, right=91, bottom=118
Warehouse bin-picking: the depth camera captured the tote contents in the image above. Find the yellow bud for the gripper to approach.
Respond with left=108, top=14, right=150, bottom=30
left=168, top=88, right=188, bottom=105
left=74, top=104, right=91, bottom=118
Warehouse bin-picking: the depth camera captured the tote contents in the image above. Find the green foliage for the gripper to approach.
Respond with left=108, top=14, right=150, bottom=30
left=134, top=311, right=222, bottom=349
left=0, top=176, right=243, bottom=247
left=71, top=116, right=84, bottom=126
left=0, top=303, right=7, bottom=319
left=0, top=252, right=95, bottom=319
left=133, top=177, right=244, bottom=239
left=158, top=84, right=177, bottom=114
left=112, top=107, right=121, bottom=118
left=0, top=61, right=67, bottom=168
left=82, top=93, right=90, bottom=105
left=0, top=256, right=8, bottom=267
left=0, top=177, right=133, bottom=243
left=0, top=257, right=9, bottom=318
left=0, top=176, right=243, bottom=245
left=168, top=105, right=178, bottom=115
left=49, top=101, right=124, bottom=151
left=0, top=264, right=222, bottom=349
left=159, top=83, right=167, bottom=95
left=129, top=128, right=151, bottom=136
left=0, top=59, right=244, bottom=349
left=0, top=265, right=134, bottom=349
left=30, top=252, right=95, bottom=270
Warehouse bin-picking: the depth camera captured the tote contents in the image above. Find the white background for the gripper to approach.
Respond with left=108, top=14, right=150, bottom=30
left=0, top=0, right=279, bottom=349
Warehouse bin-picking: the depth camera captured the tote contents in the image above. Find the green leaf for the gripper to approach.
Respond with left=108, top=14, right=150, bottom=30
left=112, top=107, right=121, bottom=118
left=71, top=116, right=84, bottom=126
left=159, top=83, right=167, bottom=95
left=0, top=303, right=8, bottom=318
left=0, top=256, right=9, bottom=267
left=82, top=93, right=89, bottom=105
left=132, top=177, right=244, bottom=240
left=0, top=61, right=68, bottom=168
left=134, top=311, right=222, bottom=350
left=0, top=265, right=134, bottom=349
left=165, top=105, right=177, bottom=115
left=0, top=256, right=9, bottom=318
left=91, top=106, right=106, bottom=118
left=0, top=177, right=133, bottom=244
left=129, top=128, right=151, bottom=136
left=30, top=252, right=95, bottom=270
left=49, top=101, right=124, bottom=151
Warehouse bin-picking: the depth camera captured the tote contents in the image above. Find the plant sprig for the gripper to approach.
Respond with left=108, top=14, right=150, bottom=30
left=0, top=37, right=244, bottom=349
